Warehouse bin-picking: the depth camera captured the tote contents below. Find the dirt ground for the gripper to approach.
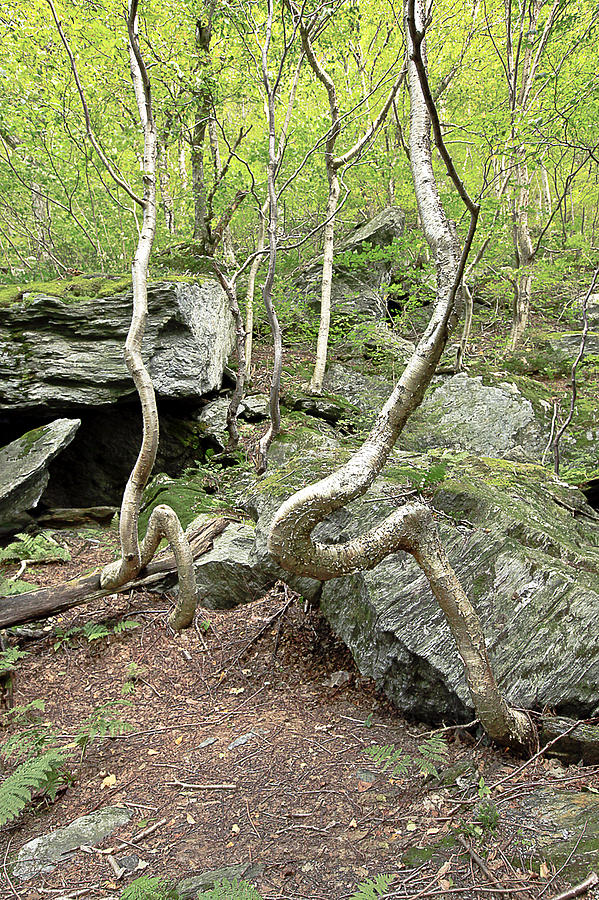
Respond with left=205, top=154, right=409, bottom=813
left=1, top=530, right=599, bottom=900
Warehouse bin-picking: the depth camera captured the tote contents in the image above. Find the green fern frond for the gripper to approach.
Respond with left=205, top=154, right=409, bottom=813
left=113, top=619, right=140, bottom=634
left=0, top=647, right=28, bottom=675
left=0, top=750, right=67, bottom=825
left=350, top=873, right=396, bottom=899
left=0, top=532, right=70, bottom=564
left=120, top=876, right=177, bottom=900
left=364, top=744, right=410, bottom=776
left=196, top=878, right=263, bottom=899
left=0, top=573, right=38, bottom=596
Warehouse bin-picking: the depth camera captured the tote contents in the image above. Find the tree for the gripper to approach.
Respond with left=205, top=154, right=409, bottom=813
left=268, top=0, right=534, bottom=749
left=48, top=0, right=197, bottom=630
left=288, top=0, right=405, bottom=394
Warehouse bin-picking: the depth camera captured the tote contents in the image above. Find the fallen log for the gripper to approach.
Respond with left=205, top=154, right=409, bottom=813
left=0, top=516, right=232, bottom=629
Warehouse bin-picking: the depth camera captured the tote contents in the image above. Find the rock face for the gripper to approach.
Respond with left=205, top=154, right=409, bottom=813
left=403, top=372, right=546, bottom=460
left=246, top=442, right=599, bottom=722
left=295, top=207, right=406, bottom=319
left=146, top=424, right=599, bottom=723
left=336, top=206, right=406, bottom=253
left=322, top=365, right=546, bottom=461
left=0, top=418, right=80, bottom=532
left=0, top=279, right=234, bottom=410
left=13, top=805, right=131, bottom=880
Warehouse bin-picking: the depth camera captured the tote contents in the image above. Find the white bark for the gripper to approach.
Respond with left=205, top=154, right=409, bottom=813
left=268, top=0, right=534, bottom=750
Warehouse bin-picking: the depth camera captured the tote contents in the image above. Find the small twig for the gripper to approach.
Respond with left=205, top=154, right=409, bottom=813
left=456, top=834, right=511, bottom=896
left=548, top=872, right=598, bottom=900
left=541, top=400, right=559, bottom=467
left=490, top=718, right=587, bottom=792
left=165, top=780, right=237, bottom=789
left=2, top=836, right=21, bottom=900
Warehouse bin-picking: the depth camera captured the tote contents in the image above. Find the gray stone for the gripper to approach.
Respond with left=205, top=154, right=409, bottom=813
left=0, top=279, right=234, bottom=411
left=198, top=395, right=269, bottom=450
left=323, top=363, right=394, bottom=418
left=546, top=330, right=599, bottom=358
left=177, top=863, right=264, bottom=900
left=587, top=294, right=599, bottom=328
left=508, top=788, right=599, bottom=881
left=13, top=806, right=131, bottom=880
left=0, top=418, right=80, bottom=532
left=337, top=206, right=406, bottom=253
left=295, top=207, right=407, bottom=320
left=403, top=373, right=546, bottom=460
left=240, top=437, right=599, bottom=723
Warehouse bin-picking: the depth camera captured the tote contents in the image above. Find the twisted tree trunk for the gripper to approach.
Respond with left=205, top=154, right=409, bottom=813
left=268, top=0, right=534, bottom=750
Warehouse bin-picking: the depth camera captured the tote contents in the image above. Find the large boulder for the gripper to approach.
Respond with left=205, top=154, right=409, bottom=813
left=295, top=207, right=406, bottom=320
left=322, top=365, right=547, bottom=462
left=0, top=278, right=234, bottom=411
left=145, top=423, right=599, bottom=722
left=243, top=441, right=599, bottom=722
left=0, top=418, right=80, bottom=533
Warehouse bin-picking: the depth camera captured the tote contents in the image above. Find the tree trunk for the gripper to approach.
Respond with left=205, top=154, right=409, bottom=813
left=268, top=0, right=535, bottom=750
left=310, top=172, right=340, bottom=394
left=157, top=138, right=176, bottom=234
left=509, top=162, right=535, bottom=351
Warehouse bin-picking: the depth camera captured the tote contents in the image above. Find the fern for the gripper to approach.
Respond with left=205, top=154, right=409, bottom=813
left=0, top=750, right=67, bottom=825
left=364, top=744, right=411, bottom=776
left=416, top=736, right=449, bottom=777
left=0, top=532, right=70, bottom=564
left=0, top=573, right=38, bottom=596
left=120, top=876, right=177, bottom=900
left=364, top=737, right=448, bottom=779
left=350, top=873, right=396, bottom=900
left=196, top=878, right=263, bottom=899
left=0, top=647, right=28, bottom=676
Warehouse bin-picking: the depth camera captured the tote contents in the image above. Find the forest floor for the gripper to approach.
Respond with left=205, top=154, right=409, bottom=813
left=1, top=531, right=599, bottom=900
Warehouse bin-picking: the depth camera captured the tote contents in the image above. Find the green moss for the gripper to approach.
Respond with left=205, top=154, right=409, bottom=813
left=0, top=273, right=213, bottom=309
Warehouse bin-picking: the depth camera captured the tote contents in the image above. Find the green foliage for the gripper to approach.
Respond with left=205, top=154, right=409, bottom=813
left=120, top=876, right=178, bottom=900
left=0, top=532, right=70, bottom=564
left=195, top=879, right=263, bottom=900
left=0, top=749, right=67, bottom=825
left=53, top=618, right=139, bottom=651
left=391, top=461, right=448, bottom=493
left=364, top=736, right=449, bottom=779
left=349, top=873, right=396, bottom=900
left=0, top=573, right=38, bottom=595
left=74, top=699, right=133, bottom=755
left=0, top=646, right=28, bottom=675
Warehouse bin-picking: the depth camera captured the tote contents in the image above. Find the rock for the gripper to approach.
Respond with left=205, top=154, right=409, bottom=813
left=0, top=418, right=80, bottom=533
left=546, top=330, right=599, bottom=358
left=177, top=863, right=265, bottom=900
left=337, top=206, right=406, bottom=253
left=323, top=363, right=394, bottom=417
left=507, top=788, right=599, bottom=881
left=317, top=450, right=599, bottom=722
left=0, top=279, right=234, bottom=410
left=198, top=394, right=269, bottom=451
left=587, top=294, right=599, bottom=328
left=402, top=373, right=546, bottom=460
left=239, top=437, right=599, bottom=723
left=13, top=805, right=131, bottom=880
left=295, top=207, right=407, bottom=320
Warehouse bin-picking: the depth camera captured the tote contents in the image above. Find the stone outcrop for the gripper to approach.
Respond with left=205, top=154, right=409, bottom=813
left=0, top=278, right=234, bottom=410
left=295, top=206, right=407, bottom=320
left=0, top=418, right=80, bottom=533
left=144, top=423, right=599, bottom=722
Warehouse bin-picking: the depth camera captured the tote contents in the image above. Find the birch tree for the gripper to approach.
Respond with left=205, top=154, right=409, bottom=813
left=49, top=0, right=197, bottom=631
left=268, top=0, right=534, bottom=749
left=289, top=0, right=406, bottom=394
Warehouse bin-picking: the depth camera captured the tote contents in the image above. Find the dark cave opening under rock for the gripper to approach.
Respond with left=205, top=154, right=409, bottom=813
left=1, top=397, right=216, bottom=512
